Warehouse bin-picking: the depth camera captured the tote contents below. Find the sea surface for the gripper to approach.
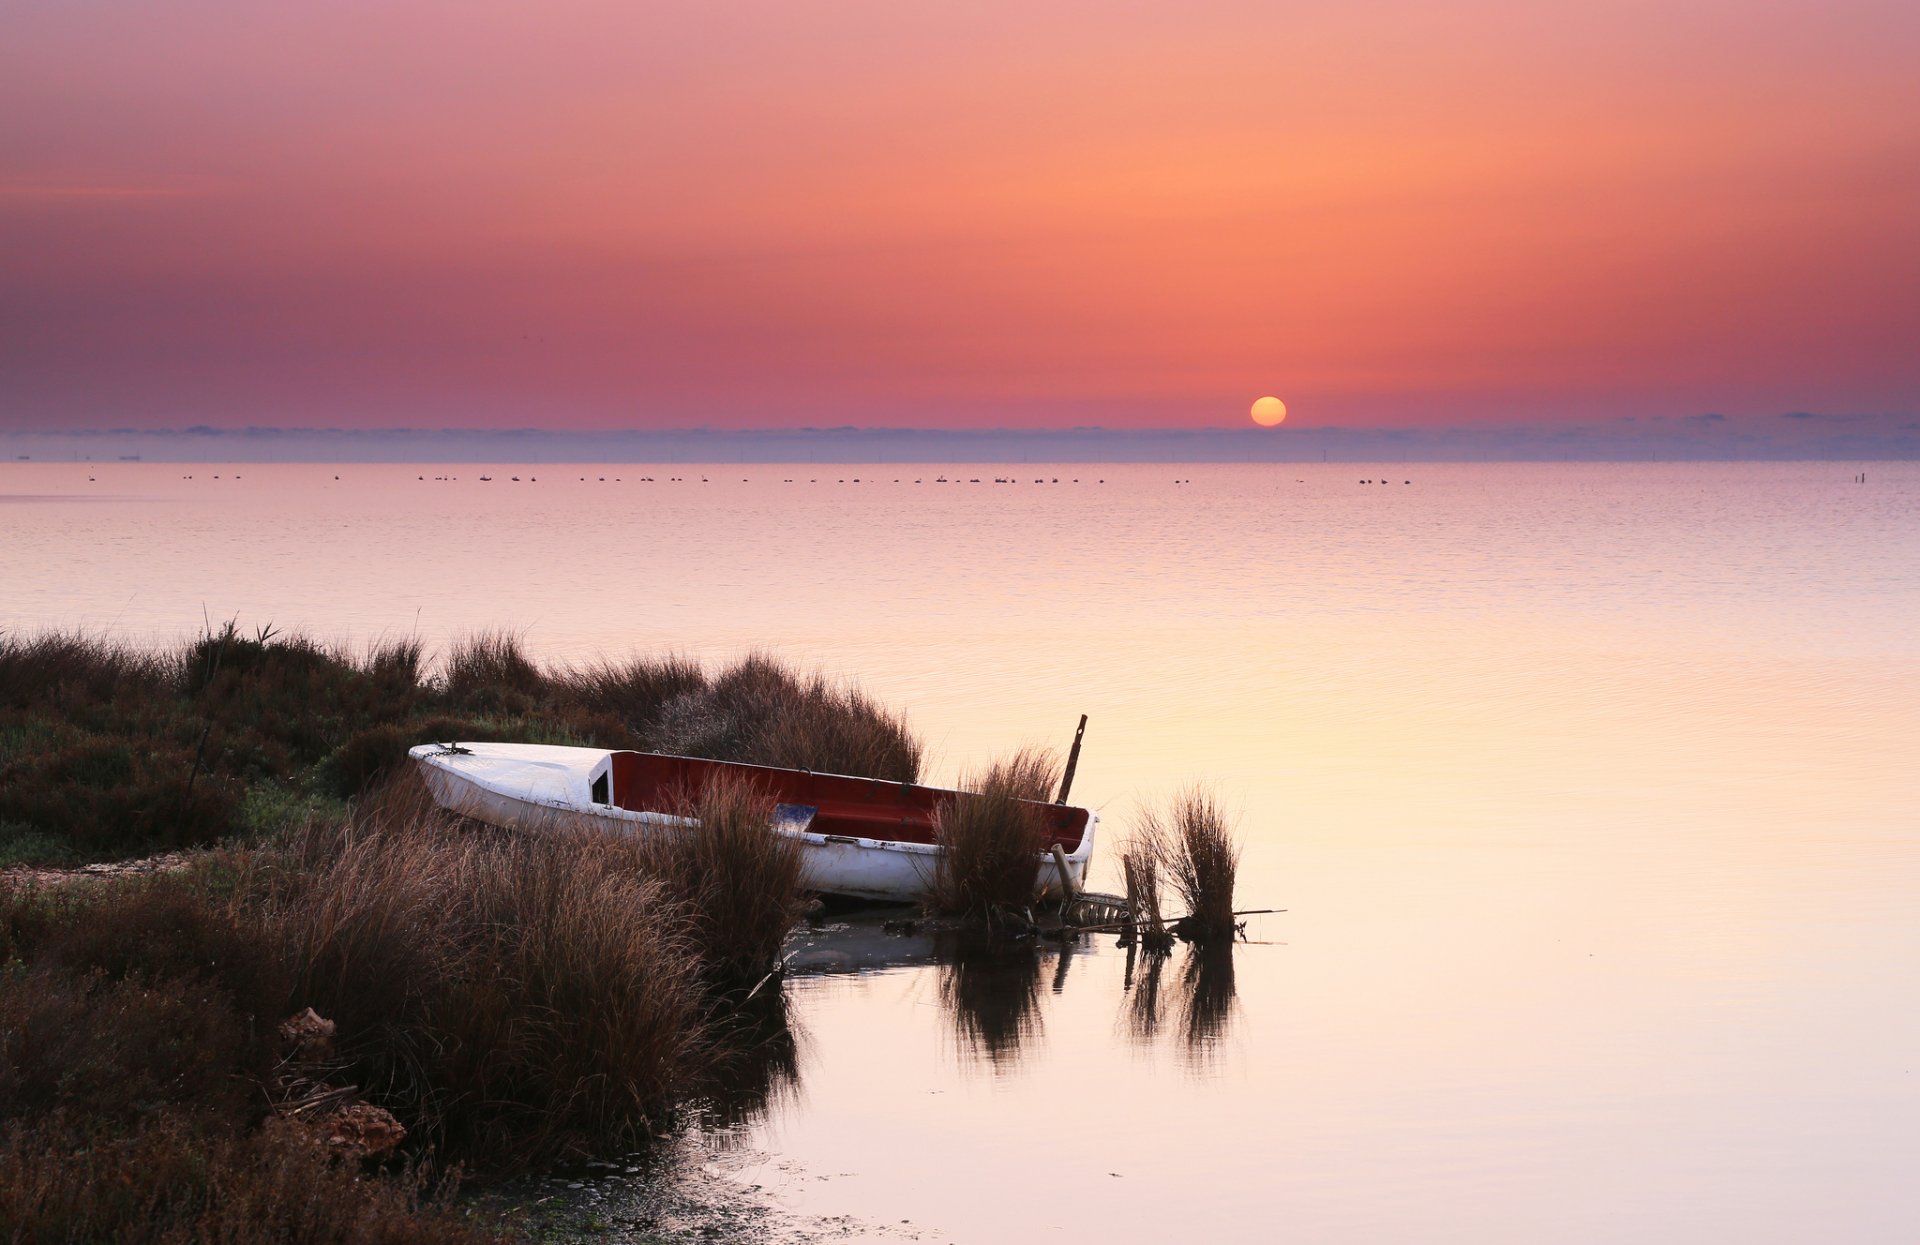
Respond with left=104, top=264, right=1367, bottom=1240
left=3, top=460, right=1917, bottom=1242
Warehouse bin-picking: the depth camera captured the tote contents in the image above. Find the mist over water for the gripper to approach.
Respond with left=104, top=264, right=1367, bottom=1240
left=4, top=461, right=1917, bottom=1242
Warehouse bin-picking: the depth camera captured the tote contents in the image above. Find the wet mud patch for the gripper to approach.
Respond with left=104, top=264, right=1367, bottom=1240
left=481, top=1137, right=930, bottom=1245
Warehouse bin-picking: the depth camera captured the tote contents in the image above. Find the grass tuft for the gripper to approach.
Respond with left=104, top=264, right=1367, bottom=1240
left=442, top=631, right=550, bottom=712
left=1137, top=787, right=1240, bottom=942
left=0, top=630, right=170, bottom=712
left=639, top=653, right=924, bottom=782
left=258, top=809, right=706, bottom=1173
left=616, top=771, right=807, bottom=984
left=926, top=748, right=1057, bottom=918
left=559, top=652, right=706, bottom=739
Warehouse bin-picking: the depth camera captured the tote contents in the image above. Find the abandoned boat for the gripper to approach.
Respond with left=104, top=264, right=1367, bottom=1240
left=407, top=741, right=1098, bottom=904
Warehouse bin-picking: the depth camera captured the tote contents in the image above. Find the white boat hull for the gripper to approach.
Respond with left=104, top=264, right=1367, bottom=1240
left=409, top=743, right=1097, bottom=905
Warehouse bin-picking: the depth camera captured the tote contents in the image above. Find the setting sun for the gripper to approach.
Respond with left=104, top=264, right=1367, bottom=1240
left=1250, top=396, right=1287, bottom=427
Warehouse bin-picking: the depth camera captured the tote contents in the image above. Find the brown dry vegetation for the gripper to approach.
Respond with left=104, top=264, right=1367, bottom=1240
left=0, top=791, right=796, bottom=1237
left=256, top=811, right=707, bottom=1170
left=0, top=1115, right=504, bottom=1245
left=1136, top=787, right=1241, bottom=942
left=0, top=627, right=909, bottom=1236
left=0, top=627, right=922, bottom=866
left=0, top=860, right=498, bottom=1241
left=925, top=748, right=1057, bottom=919
left=613, top=771, right=808, bottom=984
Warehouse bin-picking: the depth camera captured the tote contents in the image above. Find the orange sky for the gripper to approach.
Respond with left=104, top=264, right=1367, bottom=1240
left=2, top=1, right=1916, bottom=430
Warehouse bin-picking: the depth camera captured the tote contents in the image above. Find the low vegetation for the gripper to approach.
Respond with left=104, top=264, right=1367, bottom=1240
left=0, top=856, right=501, bottom=1241
left=0, top=627, right=905, bottom=1238
left=0, top=787, right=805, bottom=1236
left=925, top=748, right=1057, bottom=919
left=0, top=1114, right=503, bottom=1245
left=0, top=626, right=923, bottom=865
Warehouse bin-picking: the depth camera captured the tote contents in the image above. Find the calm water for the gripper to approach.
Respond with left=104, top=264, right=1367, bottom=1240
left=4, top=461, right=1918, bottom=1242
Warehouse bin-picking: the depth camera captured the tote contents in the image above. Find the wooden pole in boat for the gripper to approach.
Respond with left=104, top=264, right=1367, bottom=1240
left=1050, top=843, right=1079, bottom=902
left=1056, top=714, right=1088, bottom=804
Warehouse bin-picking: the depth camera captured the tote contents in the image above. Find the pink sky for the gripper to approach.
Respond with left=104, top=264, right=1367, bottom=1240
left=3, top=1, right=1917, bottom=431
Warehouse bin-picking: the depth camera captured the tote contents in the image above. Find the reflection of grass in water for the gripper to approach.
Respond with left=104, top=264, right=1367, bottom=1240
left=1118, top=943, right=1239, bottom=1061
left=936, top=936, right=1046, bottom=1068
left=1178, top=944, right=1239, bottom=1063
left=691, top=986, right=805, bottom=1136
left=1120, top=943, right=1169, bottom=1044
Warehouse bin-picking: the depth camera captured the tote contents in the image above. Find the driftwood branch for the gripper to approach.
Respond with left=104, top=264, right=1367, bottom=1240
left=1072, top=907, right=1285, bottom=935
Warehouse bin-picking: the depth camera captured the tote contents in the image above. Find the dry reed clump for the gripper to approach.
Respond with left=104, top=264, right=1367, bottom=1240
left=1118, top=836, right=1170, bottom=951
left=611, top=771, right=807, bottom=985
left=635, top=652, right=925, bottom=782
left=751, top=675, right=923, bottom=783
left=0, top=630, right=171, bottom=715
left=256, top=811, right=707, bottom=1173
left=926, top=748, right=1057, bottom=919
left=558, top=652, right=707, bottom=737
left=441, top=630, right=553, bottom=713
left=1136, top=787, right=1240, bottom=943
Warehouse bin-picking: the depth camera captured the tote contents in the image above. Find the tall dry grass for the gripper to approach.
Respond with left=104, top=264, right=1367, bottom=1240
left=641, top=653, right=924, bottom=782
left=926, top=748, right=1057, bottom=918
left=441, top=630, right=552, bottom=712
left=613, top=771, right=807, bottom=984
left=1137, top=787, right=1240, bottom=942
left=256, top=809, right=706, bottom=1172
left=558, top=651, right=706, bottom=736
left=0, top=630, right=171, bottom=713
left=1120, top=836, right=1167, bottom=946
left=752, top=675, right=923, bottom=782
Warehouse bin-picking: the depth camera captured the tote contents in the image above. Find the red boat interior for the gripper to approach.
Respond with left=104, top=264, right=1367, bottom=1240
left=606, top=751, right=1089, bottom=850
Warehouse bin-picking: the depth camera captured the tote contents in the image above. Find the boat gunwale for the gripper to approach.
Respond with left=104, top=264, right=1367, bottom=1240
left=408, top=743, right=1097, bottom=861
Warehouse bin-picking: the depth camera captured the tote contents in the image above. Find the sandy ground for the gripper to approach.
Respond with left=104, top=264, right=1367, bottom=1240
left=1, top=851, right=194, bottom=888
